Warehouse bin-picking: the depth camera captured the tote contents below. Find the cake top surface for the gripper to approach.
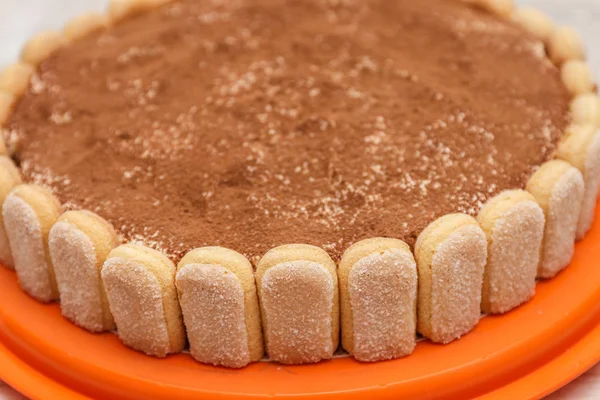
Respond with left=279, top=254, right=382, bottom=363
left=5, top=0, right=570, bottom=261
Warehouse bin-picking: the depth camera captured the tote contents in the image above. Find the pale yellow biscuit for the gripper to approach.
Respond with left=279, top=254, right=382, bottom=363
left=415, top=213, right=487, bottom=344
left=108, top=0, right=173, bottom=23
left=548, top=26, right=585, bottom=65
left=0, top=62, right=35, bottom=98
left=49, top=210, right=119, bottom=332
left=526, top=159, right=584, bottom=278
left=20, top=31, right=65, bottom=66
left=475, top=0, right=514, bottom=18
left=176, top=246, right=264, bottom=368
left=561, top=60, right=596, bottom=96
left=556, top=124, right=600, bottom=239
left=64, top=13, right=110, bottom=42
left=101, top=243, right=186, bottom=357
left=0, top=157, right=22, bottom=268
left=0, top=92, right=15, bottom=127
left=256, top=244, right=339, bottom=364
left=570, top=94, right=600, bottom=128
left=338, top=238, right=417, bottom=362
left=477, top=190, right=545, bottom=314
left=511, top=6, right=554, bottom=41
left=2, top=184, right=62, bottom=302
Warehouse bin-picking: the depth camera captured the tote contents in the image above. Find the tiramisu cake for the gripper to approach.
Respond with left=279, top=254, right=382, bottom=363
left=0, top=0, right=598, bottom=367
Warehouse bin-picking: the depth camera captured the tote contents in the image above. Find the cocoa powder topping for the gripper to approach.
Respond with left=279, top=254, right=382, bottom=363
left=5, top=0, right=570, bottom=261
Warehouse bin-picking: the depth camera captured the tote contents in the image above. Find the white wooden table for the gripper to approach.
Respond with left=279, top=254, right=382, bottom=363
left=0, top=0, right=599, bottom=398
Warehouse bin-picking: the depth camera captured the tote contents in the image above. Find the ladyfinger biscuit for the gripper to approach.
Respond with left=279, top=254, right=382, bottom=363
left=49, top=210, right=119, bottom=332
left=0, top=92, right=15, bottom=127
left=20, top=31, right=65, bottom=66
left=556, top=124, right=600, bottom=239
left=101, top=243, right=185, bottom=357
left=2, top=184, right=62, bottom=302
left=0, top=156, right=21, bottom=269
left=475, top=0, right=513, bottom=18
left=63, top=13, right=110, bottom=43
left=477, top=190, right=545, bottom=314
left=0, top=62, right=35, bottom=98
left=571, top=94, right=600, bottom=128
left=108, top=0, right=173, bottom=23
left=548, top=26, right=585, bottom=65
left=526, top=159, right=584, bottom=278
left=561, top=60, right=596, bottom=96
left=0, top=157, right=22, bottom=268
left=176, top=247, right=263, bottom=368
left=256, top=244, right=339, bottom=364
left=415, top=214, right=487, bottom=344
left=512, top=7, right=554, bottom=41
left=338, top=238, right=417, bottom=362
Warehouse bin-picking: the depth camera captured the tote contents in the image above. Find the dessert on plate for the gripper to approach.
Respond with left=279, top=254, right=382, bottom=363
left=0, top=0, right=599, bottom=367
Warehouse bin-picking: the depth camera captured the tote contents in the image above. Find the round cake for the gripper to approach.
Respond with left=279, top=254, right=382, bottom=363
left=0, top=0, right=599, bottom=368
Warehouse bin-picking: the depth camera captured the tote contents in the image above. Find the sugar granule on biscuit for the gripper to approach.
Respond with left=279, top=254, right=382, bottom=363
left=3, top=185, right=62, bottom=302
left=49, top=210, right=118, bottom=332
left=478, top=191, right=545, bottom=314
left=527, top=160, right=584, bottom=278
left=260, top=260, right=334, bottom=364
left=256, top=244, right=338, bottom=365
left=0, top=157, right=22, bottom=268
left=102, top=244, right=185, bottom=357
left=176, top=246, right=263, bottom=368
left=177, top=263, right=251, bottom=368
left=556, top=125, right=600, bottom=239
left=348, top=248, right=417, bottom=361
left=338, top=237, right=417, bottom=362
left=415, top=214, right=487, bottom=344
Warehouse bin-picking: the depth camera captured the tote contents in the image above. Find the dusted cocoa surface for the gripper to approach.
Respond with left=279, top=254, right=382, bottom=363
left=5, top=0, right=570, bottom=262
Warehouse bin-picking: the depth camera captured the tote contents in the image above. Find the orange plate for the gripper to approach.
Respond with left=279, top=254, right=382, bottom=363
left=1, top=209, right=600, bottom=400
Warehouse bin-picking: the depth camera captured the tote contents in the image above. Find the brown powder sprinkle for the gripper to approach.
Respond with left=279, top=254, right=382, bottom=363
left=5, top=0, right=570, bottom=261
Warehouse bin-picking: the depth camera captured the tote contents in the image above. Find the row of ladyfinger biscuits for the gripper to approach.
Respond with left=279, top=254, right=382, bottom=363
left=0, top=0, right=598, bottom=368
left=0, top=147, right=595, bottom=367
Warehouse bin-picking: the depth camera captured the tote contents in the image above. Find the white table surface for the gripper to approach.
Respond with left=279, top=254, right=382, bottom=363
left=0, top=0, right=599, bottom=398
